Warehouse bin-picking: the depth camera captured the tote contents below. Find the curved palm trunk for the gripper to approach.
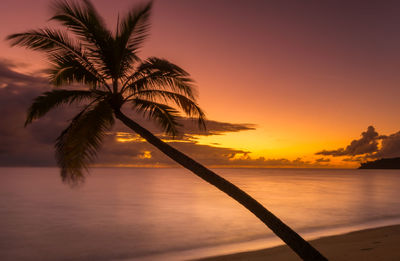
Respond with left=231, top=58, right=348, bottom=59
left=115, top=109, right=328, bottom=261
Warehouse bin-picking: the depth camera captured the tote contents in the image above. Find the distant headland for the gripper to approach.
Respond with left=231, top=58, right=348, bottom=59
left=359, top=157, right=400, bottom=169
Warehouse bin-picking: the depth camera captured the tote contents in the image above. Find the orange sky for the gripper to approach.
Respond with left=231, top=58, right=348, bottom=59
left=1, top=0, right=400, bottom=168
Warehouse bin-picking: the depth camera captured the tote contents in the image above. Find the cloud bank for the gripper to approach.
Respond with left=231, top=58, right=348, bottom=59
left=316, top=126, right=379, bottom=156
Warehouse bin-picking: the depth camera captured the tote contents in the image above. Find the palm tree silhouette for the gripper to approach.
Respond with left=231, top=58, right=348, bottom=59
left=7, top=1, right=327, bottom=260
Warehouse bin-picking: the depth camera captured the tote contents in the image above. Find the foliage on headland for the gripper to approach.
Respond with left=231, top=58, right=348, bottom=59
left=359, top=157, right=400, bottom=169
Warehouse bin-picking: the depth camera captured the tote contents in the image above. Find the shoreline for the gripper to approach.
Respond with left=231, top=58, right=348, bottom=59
left=194, top=224, right=400, bottom=261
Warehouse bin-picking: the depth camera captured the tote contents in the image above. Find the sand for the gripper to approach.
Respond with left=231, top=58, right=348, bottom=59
left=195, top=225, right=400, bottom=261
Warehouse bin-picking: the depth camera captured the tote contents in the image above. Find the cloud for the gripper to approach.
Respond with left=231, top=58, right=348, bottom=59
left=342, top=157, right=364, bottom=162
left=109, top=112, right=255, bottom=139
left=178, top=119, right=256, bottom=136
left=315, top=158, right=330, bottom=163
left=0, top=58, right=45, bottom=85
left=315, top=126, right=400, bottom=161
left=0, top=60, right=70, bottom=166
left=315, top=126, right=379, bottom=156
left=375, top=131, right=400, bottom=158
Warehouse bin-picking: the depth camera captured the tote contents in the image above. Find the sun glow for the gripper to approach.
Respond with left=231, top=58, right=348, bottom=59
left=114, top=132, right=144, bottom=143
left=139, top=151, right=152, bottom=159
left=111, top=129, right=361, bottom=168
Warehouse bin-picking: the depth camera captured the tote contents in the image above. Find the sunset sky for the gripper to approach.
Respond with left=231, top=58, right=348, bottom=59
left=1, top=0, right=400, bottom=168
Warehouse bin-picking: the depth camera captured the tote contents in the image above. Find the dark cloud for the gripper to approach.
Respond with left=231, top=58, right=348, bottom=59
left=0, top=59, right=45, bottom=85
left=178, top=119, right=256, bottom=136
left=375, top=131, right=400, bottom=158
left=0, top=59, right=69, bottom=166
left=222, top=156, right=315, bottom=168
left=316, top=126, right=379, bottom=156
left=342, top=157, right=364, bottom=162
left=315, top=126, right=400, bottom=161
left=315, top=158, right=330, bottom=163
left=108, top=112, right=255, bottom=139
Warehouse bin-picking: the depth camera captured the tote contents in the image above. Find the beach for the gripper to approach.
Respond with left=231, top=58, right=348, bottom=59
left=196, top=225, right=400, bottom=261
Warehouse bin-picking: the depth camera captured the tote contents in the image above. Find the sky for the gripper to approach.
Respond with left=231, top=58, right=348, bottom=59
left=1, top=0, right=400, bottom=168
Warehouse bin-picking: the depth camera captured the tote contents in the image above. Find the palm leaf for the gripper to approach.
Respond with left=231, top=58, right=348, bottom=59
left=7, top=28, right=75, bottom=52
left=48, top=53, right=100, bottom=87
left=116, top=2, right=152, bottom=76
left=124, top=57, right=196, bottom=99
left=25, top=89, right=98, bottom=126
left=55, top=100, right=114, bottom=184
left=7, top=28, right=105, bottom=85
left=134, top=90, right=206, bottom=129
left=133, top=98, right=181, bottom=136
left=51, top=0, right=116, bottom=78
left=51, top=0, right=111, bottom=47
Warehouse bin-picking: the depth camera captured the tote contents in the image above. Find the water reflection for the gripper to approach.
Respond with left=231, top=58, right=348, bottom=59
left=1, top=167, right=400, bottom=261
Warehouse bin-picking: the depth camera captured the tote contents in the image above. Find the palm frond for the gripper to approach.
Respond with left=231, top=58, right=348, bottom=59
left=116, top=2, right=152, bottom=76
left=51, top=0, right=116, bottom=78
left=55, top=100, right=114, bottom=184
left=7, top=28, right=106, bottom=85
left=123, top=57, right=196, bottom=99
left=48, top=53, right=100, bottom=87
left=134, top=90, right=206, bottom=129
left=25, top=89, right=98, bottom=126
left=7, top=28, right=74, bottom=52
left=51, top=0, right=111, bottom=47
left=133, top=98, right=181, bottom=136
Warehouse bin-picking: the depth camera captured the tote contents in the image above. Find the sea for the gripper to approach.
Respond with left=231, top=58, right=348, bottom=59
left=1, top=167, right=400, bottom=261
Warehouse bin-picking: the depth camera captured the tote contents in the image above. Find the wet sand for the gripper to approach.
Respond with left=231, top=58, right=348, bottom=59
left=195, top=225, right=400, bottom=261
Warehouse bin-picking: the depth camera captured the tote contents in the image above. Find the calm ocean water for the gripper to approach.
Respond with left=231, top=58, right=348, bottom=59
left=1, top=167, right=400, bottom=260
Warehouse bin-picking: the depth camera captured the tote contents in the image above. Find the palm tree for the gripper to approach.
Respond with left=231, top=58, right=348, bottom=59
left=7, top=1, right=327, bottom=260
